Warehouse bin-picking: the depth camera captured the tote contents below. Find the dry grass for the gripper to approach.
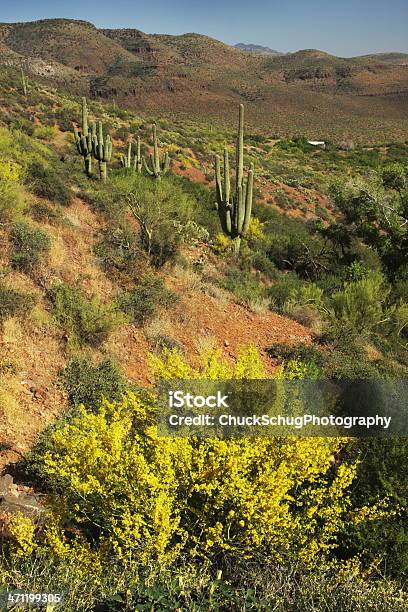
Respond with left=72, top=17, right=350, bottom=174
left=248, top=297, right=270, bottom=315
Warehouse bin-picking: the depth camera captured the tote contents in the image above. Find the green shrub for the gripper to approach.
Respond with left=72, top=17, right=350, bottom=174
left=61, top=357, right=126, bottom=409
left=127, top=177, right=197, bottom=267
left=381, top=162, right=407, bottom=191
left=218, top=269, right=266, bottom=305
left=281, top=282, right=325, bottom=328
left=331, top=272, right=388, bottom=333
left=268, top=272, right=305, bottom=311
left=268, top=342, right=326, bottom=368
left=283, top=282, right=324, bottom=311
left=49, top=283, right=121, bottom=347
left=32, top=125, right=56, bottom=141
left=8, top=118, right=35, bottom=136
left=93, top=226, right=148, bottom=283
left=250, top=251, right=278, bottom=278
left=170, top=175, right=219, bottom=236
left=26, top=160, right=72, bottom=206
left=118, top=276, right=176, bottom=326
left=317, top=327, right=384, bottom=379
left=92, top=175, right=197, bottom=266
left=346, top=438, right=408, bottom=583
left=10, top=221, right=50, bottom=272
left=0, top=284, right=36, bottom=324
left=1, top=553, right=405, bottom=612
left=30, top=201, right=63, bottom=225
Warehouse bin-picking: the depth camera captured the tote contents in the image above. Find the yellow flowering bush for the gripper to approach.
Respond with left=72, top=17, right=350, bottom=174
left=20, top=346, right=387, bottom=572
left=0, top=158, right=26, bottom=220
left=7, top=513, right=37, bottom=557
left=212, top=231, right=233, bottom=254
left=246, top=217, right=266, bottom=241
left=213, top=219, right=265, bottom=253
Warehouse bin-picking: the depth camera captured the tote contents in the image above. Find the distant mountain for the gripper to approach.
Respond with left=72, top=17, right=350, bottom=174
left=235, top=43, right=283, bottom=56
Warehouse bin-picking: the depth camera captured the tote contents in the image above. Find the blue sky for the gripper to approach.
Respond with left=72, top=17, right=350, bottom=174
left=1, top=0, right=407, bottom=57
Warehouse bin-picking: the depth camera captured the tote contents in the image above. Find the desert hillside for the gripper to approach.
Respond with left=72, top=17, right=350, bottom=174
left=0, top=61, right=407, bottom=462
left=0, top=44, right=407, bottom=609
left=1, top=18, right=408, bottom=140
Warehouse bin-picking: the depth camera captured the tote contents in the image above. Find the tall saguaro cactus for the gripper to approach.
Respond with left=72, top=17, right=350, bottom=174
left=143, top=124, right=170, bottom=179
left=20, top=67, right=28, bottom=98
left=92, top=122, right=112, bottom=182
left=74, top=97, right=94, bottom=177
left=214, top=104, right=254, bottom=254
left=121, top=136, right=142, bottom=173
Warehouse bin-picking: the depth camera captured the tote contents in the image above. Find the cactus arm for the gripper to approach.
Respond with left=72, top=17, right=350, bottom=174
left=86, top=129, right=92, bottom=154
left=143, top=124, right=170, bottom=179
left=136, top=136, right=142, bottom=172
left=74, top=129, right=81, bottom=153
left=143, top=155, right=154, bottom=176
left=137, top=136, right=141, bottom=160
left=106, top=136, right=112, bottom=162
left=81, top=97, right=88, bottom=136
left=92, top=134, right=98, bottom=158
left=152, top=124, right=159, bottom=174
left=236, top=183, right=244, bottom=235
left=150, top=154, right=157, bottom=176
left=235, top=104, right=244, bottom=195
left=215, top=154, right=233, bottom=236
left=225, top=206, right=232, bottom=235
left=97, top=122, right=104, bottom=160
left=224, top=148, right=230, bottom=206
left=162, top=151, right=170, bottom=174
left=21, top=67, right=28, bottom=97
left=242, top=164, right=254, bottom=235
left=215, top=155, right=223, bottom=207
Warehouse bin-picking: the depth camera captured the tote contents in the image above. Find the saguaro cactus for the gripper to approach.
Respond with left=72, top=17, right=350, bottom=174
left=214, top=104, right=254, bottom=254
left=121, top=136, right=142, bottom=173
left=121, top=142, right=132, bottom=170
left=92, top=122, right=112, bottom=182
left=143, top=124, right=170, bottom=179
left=20, top=67, right=28, bottom=98
left=74, top=97, right=94, bottom=177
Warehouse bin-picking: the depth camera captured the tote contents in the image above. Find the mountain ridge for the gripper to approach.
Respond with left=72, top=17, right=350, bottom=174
left=1, top=18, right=408, bottom=140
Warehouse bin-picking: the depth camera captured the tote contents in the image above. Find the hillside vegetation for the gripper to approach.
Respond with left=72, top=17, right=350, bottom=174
left=0, top=63, right=407, bottom=610
left=1, top=19, right=408, bottom=141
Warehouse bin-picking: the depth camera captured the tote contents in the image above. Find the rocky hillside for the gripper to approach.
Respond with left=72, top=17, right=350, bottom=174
left=1, top=19, right=408, bottom=140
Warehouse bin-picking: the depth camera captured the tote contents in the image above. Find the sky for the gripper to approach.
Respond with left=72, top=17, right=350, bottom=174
left=1, top=0, right=407, bottom=57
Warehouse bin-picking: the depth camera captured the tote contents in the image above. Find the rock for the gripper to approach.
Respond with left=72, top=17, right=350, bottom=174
left=0, top=494, right=46, bottom=524
left=224, top=340, right=230, bottom=347
left=0, top=474, right=13, bottom=496
left=0, top=475, right=46, bottom=527
left=34, top=387, right=48, bottom=401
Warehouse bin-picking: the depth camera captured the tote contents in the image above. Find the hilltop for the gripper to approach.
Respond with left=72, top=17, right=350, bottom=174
left=0, top=18, right=408, bottom=141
